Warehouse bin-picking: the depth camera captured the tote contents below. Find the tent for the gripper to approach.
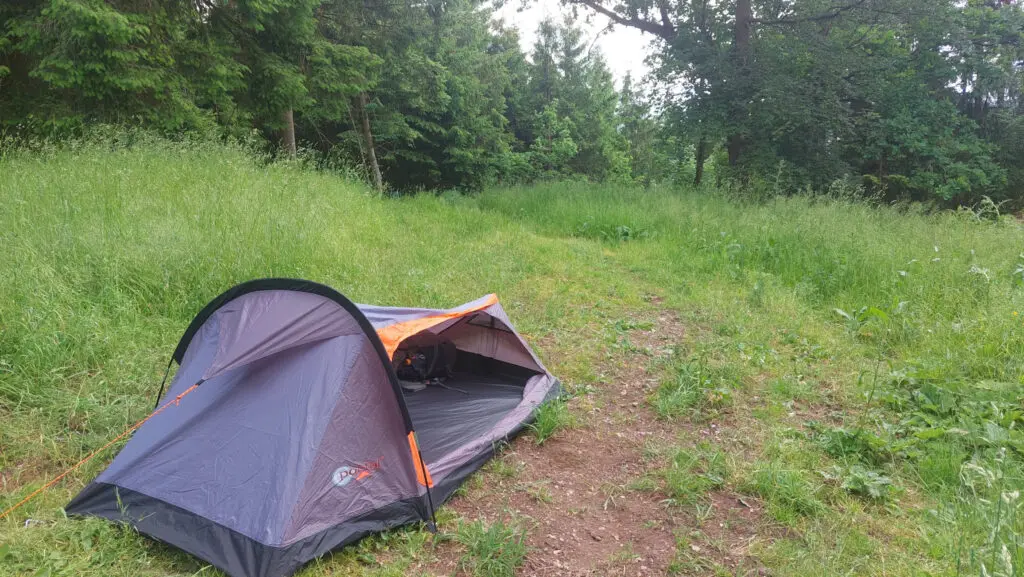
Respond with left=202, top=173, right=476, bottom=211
left=66, top=279, right=559, bottom=577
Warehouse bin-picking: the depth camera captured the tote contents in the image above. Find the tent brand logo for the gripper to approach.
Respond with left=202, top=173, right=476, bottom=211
left=332, top=458, right=382, bottom=488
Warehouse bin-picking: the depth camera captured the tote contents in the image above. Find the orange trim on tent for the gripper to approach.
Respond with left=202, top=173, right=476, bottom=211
left=377, top=294, right=499, bottom=359
left=407, top=432, right=434, bottom=487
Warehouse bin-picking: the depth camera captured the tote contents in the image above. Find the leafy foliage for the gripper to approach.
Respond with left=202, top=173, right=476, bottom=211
left=2, top=0, right=1020, bottom=201
left=821, top=464, right=897, bottom=501
left=634, top=0, right=1024, bottom=204
left=881, top=367, right=1024, bottom=459
left=809, top=424, right=893, bottom=466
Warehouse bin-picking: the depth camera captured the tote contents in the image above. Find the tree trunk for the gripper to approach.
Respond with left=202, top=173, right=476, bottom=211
left=347, top=104, right=367, bottom=167
left=735, top=0, right=752, bottom=58
left=281, top=108, right=296, bottom=158
left=694, top=137, right=707, bottom=186
left=354, top=92, right=384, bottom=194
left=727, top=134, right=744, bottom=166
left=728, top=0, right=753, bottom=167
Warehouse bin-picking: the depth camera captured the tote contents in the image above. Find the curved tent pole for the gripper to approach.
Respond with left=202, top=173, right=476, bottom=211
left=151, top=356, right=175, bottom=411
left=166, top=278, right=440, bottom=529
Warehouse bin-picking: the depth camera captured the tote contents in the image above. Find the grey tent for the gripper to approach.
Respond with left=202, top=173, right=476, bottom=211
left=66, top=279, right=559, bottom=577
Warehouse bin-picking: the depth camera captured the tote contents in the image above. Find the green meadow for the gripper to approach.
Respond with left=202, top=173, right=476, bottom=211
left=1, top=138, right=1022, bottom=576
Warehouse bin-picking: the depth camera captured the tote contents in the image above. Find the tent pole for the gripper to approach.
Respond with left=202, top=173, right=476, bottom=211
left=412, top=433, right=438, bottom=532
left=424, top=480, right=438, bottom=533
left=152, top=357, right=174, bottom=411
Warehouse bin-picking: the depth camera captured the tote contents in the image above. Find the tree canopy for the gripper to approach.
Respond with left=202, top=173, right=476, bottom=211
left=1, top=0, right=1021, bottom=204
left=572, top=0, right=1023, bottom=202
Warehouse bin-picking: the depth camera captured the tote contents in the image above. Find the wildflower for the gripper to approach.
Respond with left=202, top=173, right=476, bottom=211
left=1014, top=311, right=1019, bottom=317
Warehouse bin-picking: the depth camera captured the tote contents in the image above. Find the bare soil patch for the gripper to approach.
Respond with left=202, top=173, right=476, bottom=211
left=424, top=311, right=771, bottom=576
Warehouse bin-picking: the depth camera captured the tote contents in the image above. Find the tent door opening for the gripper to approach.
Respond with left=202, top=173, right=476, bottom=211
left=395, top=339, right=540, bottom=466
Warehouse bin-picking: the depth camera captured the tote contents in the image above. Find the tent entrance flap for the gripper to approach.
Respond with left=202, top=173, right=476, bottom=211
left=401, top=351, right=539, bottom=465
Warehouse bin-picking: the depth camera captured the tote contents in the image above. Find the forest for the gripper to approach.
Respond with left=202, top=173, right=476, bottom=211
left=1, top=0, right=1022, bottom=204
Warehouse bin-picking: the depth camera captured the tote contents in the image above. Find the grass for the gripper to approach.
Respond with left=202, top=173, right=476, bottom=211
left=454, top=519, right=527, bottom=577
left=527, top=397, right=574, bottom=444
left=742, top=463, right=826, bottom=524
left=659, top=445, right=729, bottom=507
left=651, top=356, right=735, bottom=420
left=1, top=136, right=1023, bottom=576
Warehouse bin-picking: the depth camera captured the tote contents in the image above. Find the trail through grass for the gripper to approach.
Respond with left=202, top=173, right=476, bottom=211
left=1, top=139, right=1022, bottom=576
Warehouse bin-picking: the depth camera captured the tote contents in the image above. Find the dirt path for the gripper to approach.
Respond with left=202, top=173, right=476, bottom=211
left=424, top=312, right=768, bottom=576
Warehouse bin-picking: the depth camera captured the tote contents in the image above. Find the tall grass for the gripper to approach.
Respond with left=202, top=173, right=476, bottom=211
left=0, top=138, right=632, bottom=575
left=1, top=138, right=1022, bottom=575
left=483, top=181, right=1024, bottom=575
left=483, top=182, right=1024, bottom=378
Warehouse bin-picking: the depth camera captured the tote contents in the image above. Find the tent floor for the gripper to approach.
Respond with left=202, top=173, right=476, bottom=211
left=403, top=372, right=528, bottom=465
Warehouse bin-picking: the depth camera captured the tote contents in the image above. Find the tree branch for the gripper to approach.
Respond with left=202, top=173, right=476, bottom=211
left=573, top=0, right=676, bottom=40
left=755, top=0, right=870, bottom=26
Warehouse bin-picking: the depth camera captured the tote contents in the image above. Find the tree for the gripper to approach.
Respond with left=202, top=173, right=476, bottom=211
left=528, top=100, right=578, bottom=177
left=950, top=0, right=1024, bottom=201
left=619, top=73, right=668, bottom=185
left=571, top=0, right=1023, bottom=203
left=519, top=17, right=629, bottom=182
left=0, top=0, right=230, bottom=133
left=5, top=0, right=1015, bottom=202
left=207, top=0, right=324, bottom=156
left=528, top=18, right=561, bottom=110
left=314, top=0, right=516, bottom=191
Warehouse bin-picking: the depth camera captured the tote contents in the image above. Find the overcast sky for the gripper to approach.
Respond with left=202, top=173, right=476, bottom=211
left=492, top=0, right=654, bottom=86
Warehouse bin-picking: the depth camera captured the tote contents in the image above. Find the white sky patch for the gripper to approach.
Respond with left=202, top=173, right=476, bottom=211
left=492, top=0, right=654, bottom=86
